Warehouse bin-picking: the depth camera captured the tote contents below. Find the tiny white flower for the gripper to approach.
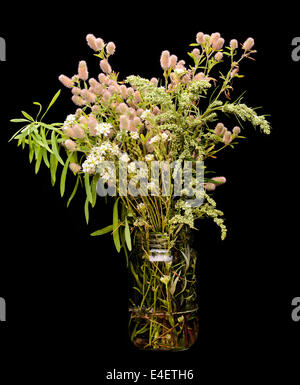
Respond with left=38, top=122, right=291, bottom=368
left=130, top=132, right=139, bottom=140
left=120, top=153, right=130, bottom=163
left=161, top=132, right=169, bottom=141
left=145, top=154, right=154, bottom=162
left=149, top=135, right=160, bottom=144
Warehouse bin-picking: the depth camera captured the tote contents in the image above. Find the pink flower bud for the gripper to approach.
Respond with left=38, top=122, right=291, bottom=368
left=100, top=59, right=112, bottom=74
left=102, top=90, right=111, bottom=103
left=223, top=131, right=232, bottom=145
left=120, top=85, right=128, bottom=99
left=169, top=55, right=178, bottom=69
left=243, top=37, right=255, bottom=51
left=214, top=123, right=225, bottom=136
left=150, top=77, right=158, bottom=86
left=86, top=34, right=98, bottom=51
left=231, top=66, right=239, bottom=78
left=58, top=74, right=73, bottom=88
left=230, top=39, right=238, bottom=50
left=106, top=41, right=116, bottom=55
left=204, top=183, right=216, bottom=191
left=65, top=139, right=77, bottom=151
left=212, top=38, right=225, bottom=51
left=214, top=52, right=223, bottom=62
left=233, top=126, right=241, bottom=136
left=71, top=87, right=81, bottom=96
left=72, top=95, right=85, bottom=106
left=160, top=50, right=170, bottom=70
left=95, top=38, right=105, bottom=51
left=133, top=116, right=142, bottom=127
left=196, top=32, right=204, bottom=44
left=69, top=163, right=81, bottom=174
left=72, top=125, right=85, bottom=139
left=194, top=72, right=205, bottom=81
left=212, top=177, right=226, bottom=185
left=88, top=116, right=98, bottom=136
left=192, top=48, right=200, bottom=58
left=78, top=61, right=89, bottom=81
left=210, top=32, right=221, bottom=46
left=116, top=103, right=128, bottom=114
left=120, top=115, right=129, bottom=131
left=98, top=73, right=108, bottom=84
left=80, top=89, right=96, bottom=103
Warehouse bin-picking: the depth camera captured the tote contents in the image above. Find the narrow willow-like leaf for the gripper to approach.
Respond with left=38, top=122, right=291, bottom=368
left=124, top=216, right=132, bottom=251
left=67, top=176, right=80, bottom=208
left=10, top=119, right=29, bottom=123
left=84, top=197, right=89, bottom=224
left=42, top=148, right=50, bottom=168
left=41, top=90, right=61, bottom=121
left=60, top=153, right=72, bottom=197
left=90, top=224, right=113, bottom=236
left=33, top=102, right=42, bottom=120
left=91, top=175, right=98, bottom=208
left=113, top=198, right=121, bottom=253
left=35, top=148, right=43, bottom=174
left=21, top=111, right=34, bottom=121
left=51, top=130, right=64, bottom=166
left=84, top=172, right=93, bottom=204
left=50, top=152, right=58, bottom=186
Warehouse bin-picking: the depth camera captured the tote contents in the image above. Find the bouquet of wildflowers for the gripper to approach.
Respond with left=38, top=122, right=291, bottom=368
left=10, top=32, right=270, bottom=350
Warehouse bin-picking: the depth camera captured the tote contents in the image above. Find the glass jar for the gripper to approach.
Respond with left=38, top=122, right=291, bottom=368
left=128, top=228, right=199, bottom=351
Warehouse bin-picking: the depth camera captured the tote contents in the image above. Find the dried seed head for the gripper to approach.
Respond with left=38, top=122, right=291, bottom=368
left=230, top=39, right=238, bottom=50
left=80, top=89, right=96, bottom=104
left=120, top=115, right=129, bottom=131
left=212, top=176, right=226, bottom=185
left=150, top=77, right=158, bottom=87
left=100, top=59, right=112, bottom=74
left=160, top=50, right=170, bottom=71
left=86, top=34, right=98, bottom=51
left=192, top=48, right=200, bottom=58
left=64, top=139, right=77, bottom=151
left=243, top=37, right=255, bottom=51
left=196, top=32, right=204, bottom=44
left=233, top=126, right=241, bottom=136
left=106, top=41, right=116, bottom=55
left=69, top=163, right=81, bottom=174
left=72, top=95, right=85, bottom=106
left=214, top=123, right=225, bottom=136
left=214, top=52, right=223, bottom=62
left=212, top=37, right=225, bottom=51
left=204, top=183, right=216, bottom=191
left=95, top=38, right=105, bottom=51
left=223, top=131, right=232, bottom=145
left=78, top=61, right=89, bottom=81
left=71, top=87, right=81, bottom=96
left=58, top=74, right=73, bottom=88
left=169, top=55, right=178, bottom=69
left=116, top=103, right=128, bottom=114
left=210, top=32, right=221, bottom=45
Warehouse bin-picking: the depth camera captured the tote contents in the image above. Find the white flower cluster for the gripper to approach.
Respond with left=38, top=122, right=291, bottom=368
left=62, top=114, right=76, bottom=132
left=130, top=132, right=139, bottom=140
left=149, top=132, right=170, bottom=144
left=82, top=142, right=120, bottom=174
left=95, top=122, right=113, bottom=137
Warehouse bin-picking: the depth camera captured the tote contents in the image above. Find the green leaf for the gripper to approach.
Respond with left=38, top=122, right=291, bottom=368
left=10, top=119, right=30, bottom=123
left=35, top=148, right=43, bottom=174
left=113, top=198, right=121, bottom=253
left=84, top=172, right=93, bottom=204
left=41, top=90, right=61, bottom=120
left=67, top=176, right=80, bottom=207
left=124, top=216, right=132, bottom=251
left=60, top=153, right=72, bottom=197
left=91, top=225, right=113, bottom=237
left=84, top=197, right=89, bottom=224
left=51, top=130, right=64, bottom=166
left=21, top=111, right=34, bottom=121
left=50, top=152, right=58, bottom=186
left=91, top=175, right=98, bottom=208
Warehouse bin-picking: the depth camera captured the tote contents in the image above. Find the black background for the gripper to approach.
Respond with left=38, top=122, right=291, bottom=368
left=0, top=23, right=299, bottom=383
